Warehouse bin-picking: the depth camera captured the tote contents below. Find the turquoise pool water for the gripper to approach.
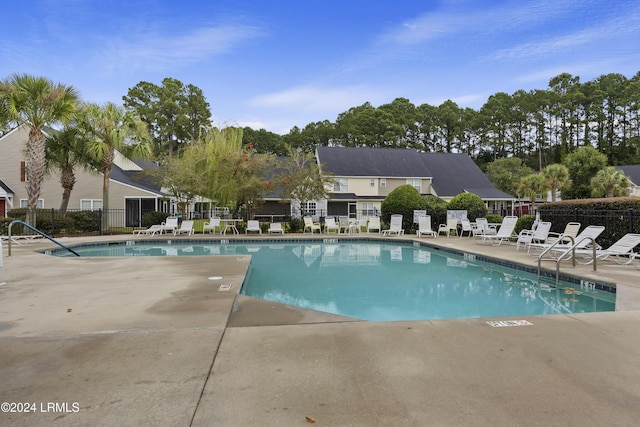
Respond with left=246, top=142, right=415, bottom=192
left=50, top=240, right=615, bottom=321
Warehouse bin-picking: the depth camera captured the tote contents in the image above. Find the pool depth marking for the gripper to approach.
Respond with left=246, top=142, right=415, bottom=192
left=486, top=320, right=534, bottom=327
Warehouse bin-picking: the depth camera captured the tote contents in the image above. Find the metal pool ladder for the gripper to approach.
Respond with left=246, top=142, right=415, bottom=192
left=7, top=220, right=79, bottom=257
left=537, top=236, right=597, bottom=287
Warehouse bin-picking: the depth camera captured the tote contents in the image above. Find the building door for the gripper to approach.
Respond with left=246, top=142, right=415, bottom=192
left=348, top=202, right=357, bottom=219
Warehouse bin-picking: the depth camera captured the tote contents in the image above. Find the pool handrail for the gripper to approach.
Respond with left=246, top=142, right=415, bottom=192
left=7, top=220, right=80, bottom=257
left=537, top=235, right=597, bottom=287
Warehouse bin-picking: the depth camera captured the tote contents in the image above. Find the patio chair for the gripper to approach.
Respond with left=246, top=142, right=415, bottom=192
left=367, top=217, right=381, bottom=234
left=573, top=233, right=640, bottom=265
left=515, top=221, right=552, bottom=251
left=338, top=216, right=351, bottom=234
left=459, top=219, right=474, bottom=238
left=324, top=218, right=339, bottom=234
left=530, top=225, right=605, bottom=259
left=303, top=216, right=321, bottom=234
left=474, top=218, right=497, bottom=236
left=173, top=220, right=194, bottom=236
left=246, top=220, right=262, bottom=234
left=438, top=218, right=459, bottom=237
left=416, top=215, right=437, bottom=238
left=268, top=223, right=285, bottom=234
left=133, top=224, right=163, bottom=236
left=203, top=218, right=221, bottom=234
left=475, top=216, right=518, bottom=246
left=382, top=214, right=404, bottom=236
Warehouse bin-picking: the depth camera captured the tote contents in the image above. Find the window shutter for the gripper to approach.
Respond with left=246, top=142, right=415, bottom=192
left=20, top=161, right=26, bottom=181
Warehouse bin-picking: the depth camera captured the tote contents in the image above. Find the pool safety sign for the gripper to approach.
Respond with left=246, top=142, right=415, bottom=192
left=486, top=320, right=533, bottom=327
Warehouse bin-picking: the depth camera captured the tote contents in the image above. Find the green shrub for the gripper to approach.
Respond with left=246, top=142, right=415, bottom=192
left=423, top=195, right=448, bottom=226
left=515, top=214, right=535, bottom=234
left=446, top=193, right=487, bottom=221
left=67, top=210, right=100, bottom=232
left=142, top=211, right=171, bottom=228
left=381, top=184, right=427, bottom=232
left=288, top=216, right=303, bottom=233
left=485, top=213, right=503, bottom=224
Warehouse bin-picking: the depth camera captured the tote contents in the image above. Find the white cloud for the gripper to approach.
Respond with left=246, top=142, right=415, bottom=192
left=249, top=85, right=384, bottom=113
left=98, top=24, right=263, bottom=74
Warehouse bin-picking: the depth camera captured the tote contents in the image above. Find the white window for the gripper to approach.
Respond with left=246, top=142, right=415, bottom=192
left=380, top=178, right=386, bottom=188
left=20, top=199, right=44, bottom=208
left=362, top=202, right=376, bottom=216
left=370, top=179, right=375, bottom=187
left=406, top=179, right=422, bottom=192
left=305, top=202, right=317, bottom=216
left=80, top=199, right=103, bottom=211
left=333, top=178, right=348, bottom=192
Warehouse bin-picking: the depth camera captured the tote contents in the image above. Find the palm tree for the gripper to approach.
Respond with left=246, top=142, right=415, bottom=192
left=45, top=125, right=98, bottom=215
left=517, top=174, right=550, bottom=210
left=1, top=74, right=79, bottom=226
left=590, top=167, right=631, bottom=198
left=541, top=163, right=571, bottom=202
left=79, top=102, right=151, bottom=229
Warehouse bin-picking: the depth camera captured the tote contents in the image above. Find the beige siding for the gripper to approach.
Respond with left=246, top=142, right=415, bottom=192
left=0, top=125, right=160, bottom=212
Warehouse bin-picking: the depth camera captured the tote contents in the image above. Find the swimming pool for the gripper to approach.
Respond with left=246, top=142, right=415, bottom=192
left=49, top=239, right=616, bottom=322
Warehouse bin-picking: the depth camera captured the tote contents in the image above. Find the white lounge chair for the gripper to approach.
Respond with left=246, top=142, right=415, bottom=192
left=203, top=218, right=221, bottom=234
left=516, top=221, right=552, bottom=251
left=324, top=218, right=339, bottom=234
left=160, top=217, right=179, bottom=234
left=367, top=217, right=381, bottom=234
left=416, top=215, right=437, bottom=238
left=303, top=216, right=321, bottom=234
left=438, top=218, right=459, bottom=237
left=267, top=223, right=285, bottom=234
left=530, top=225, right=605, bottom=259
left=475, top=216, right=518, bottom=245
left=173, top=220, right=194, bottom=236
left=382, top=214, right=404, bottom=236
left=246, top=220, right=262, bottom=234
left=133, top=224, right=163, bottom=236
left=546, top=222, right=581, bottom=245
left=574, top=233, right=640, bottom=265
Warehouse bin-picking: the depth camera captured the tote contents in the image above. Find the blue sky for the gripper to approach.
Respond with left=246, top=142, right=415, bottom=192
left=2, top=0, right=639, bottom=134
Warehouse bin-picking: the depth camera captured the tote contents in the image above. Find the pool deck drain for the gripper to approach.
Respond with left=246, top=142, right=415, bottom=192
left=1, top=234, right=639, bottom=426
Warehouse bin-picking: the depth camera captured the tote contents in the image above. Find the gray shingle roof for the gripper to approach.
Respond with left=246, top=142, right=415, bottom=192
left=317, top=146, right=432, bottom=177
left=316, top=146, right=515, bottom=200
left=616, top=165, right=640, bottom=185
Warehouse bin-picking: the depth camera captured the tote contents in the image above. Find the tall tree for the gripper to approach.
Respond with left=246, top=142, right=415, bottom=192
left=0, top=73, right=79, bottom=226
left=541, top=163, right=571, bottom=202
left=79, top=102, right=151, bottom=229
left=562, top=146, right=608, bottom=199
left=45, top=125, right=97, bottom=214
left=590, top=167, right=631, bottom=197
left=517, top=174, right=549, bottom=207
left=485, top=157, right=533, bottom=196
left=123, top=77, right=211, bottom=157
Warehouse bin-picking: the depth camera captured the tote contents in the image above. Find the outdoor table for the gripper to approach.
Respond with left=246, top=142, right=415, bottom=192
left=221, top=219, right=242, bottom=235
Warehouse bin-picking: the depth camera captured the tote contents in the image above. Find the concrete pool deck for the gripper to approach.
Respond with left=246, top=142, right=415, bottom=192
left=1, top=233, right=639, bottom=426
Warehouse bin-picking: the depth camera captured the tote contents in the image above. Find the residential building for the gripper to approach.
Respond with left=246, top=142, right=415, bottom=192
left=316, top=146, right=516, bottom=218
left=0, top=124, right=169, bottom=226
